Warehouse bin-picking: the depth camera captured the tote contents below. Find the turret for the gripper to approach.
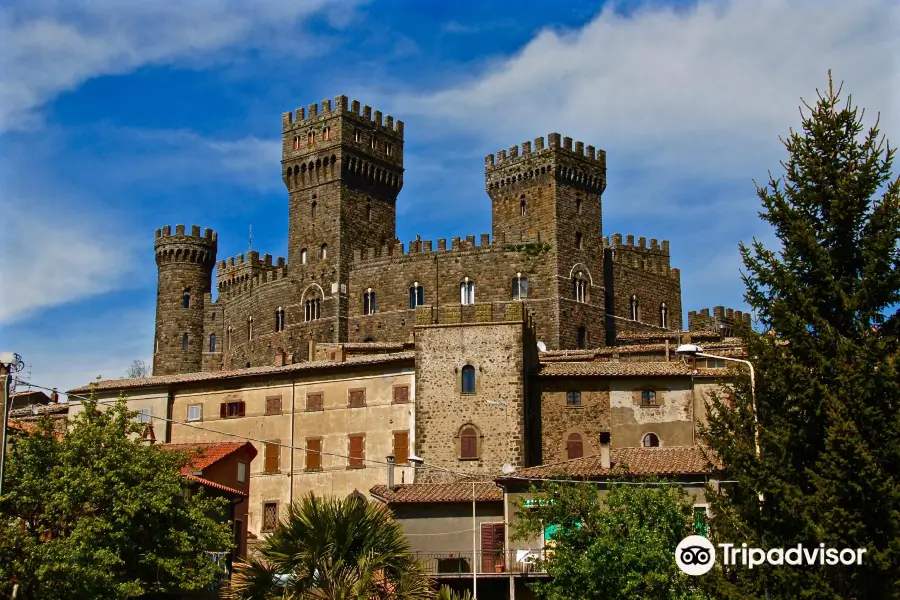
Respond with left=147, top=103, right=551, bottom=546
left=153, top=225, right=218, bottom=376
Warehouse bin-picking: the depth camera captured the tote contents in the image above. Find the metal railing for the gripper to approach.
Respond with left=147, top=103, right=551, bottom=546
left=409, top=549, right=548, bottom=576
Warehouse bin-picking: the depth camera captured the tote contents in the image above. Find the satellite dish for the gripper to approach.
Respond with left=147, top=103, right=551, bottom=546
left=537, top=341, right=547, bottom=352
left=501, top=463, right=516, bottom=474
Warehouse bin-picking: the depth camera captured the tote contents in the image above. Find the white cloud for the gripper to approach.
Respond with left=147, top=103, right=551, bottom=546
left=0, top=0, right=364, bottom=131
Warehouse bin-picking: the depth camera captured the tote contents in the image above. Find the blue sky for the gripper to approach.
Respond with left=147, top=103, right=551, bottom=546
left=1, top=0, right=897, bottom=395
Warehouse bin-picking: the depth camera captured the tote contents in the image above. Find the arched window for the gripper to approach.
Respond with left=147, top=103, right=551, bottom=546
left=567, top=433, right=584, bottom=460
left=577, top=326, right=587, bottom=349
left=520, top=195, right=527, bottom=216
left=301, top=248, right=308, bottom=264
left=630, top=295, right=639, bottom=321
left=182, top=288, right=191, bottom=309
left=512, top=273, right=527, bottom=300
left=307, top=131, right=315, bottom=147
left=461, top=365, right=476, bottom=394
left=209, top=333, right=216, bottom=352
left=321, top=244, right=328, bottom=260
left=460, top=426, right=478, bottom=459
left=322, top=126, right=330, bottom=141
left=460, top=278, right=475, bottom=305
left=293, top=136, right=300, bottom=150
left=363, top=289, right=377, bottom=315
left=275, top=307, right=285, bottom=332
left=226, top=327, right=233, bottom=350
left=248, top=316, right=253, bottom=341
left=576, top=196, right=583, bottom=214
left=211, top=312, right=216, bottom=321
left=365, top=203, right=372, bottom=221
left=641, top=390, right=658, bottom=407
left=575, top=231, right=583, bottom=249
left=660, top=303, right=668, bottom=328
left=370, top=135, right=376, bottom=150
left=305, top=298, right=321, bottom=322
left=574, top=272, right=587, bottom=303
left=409, top=282, right=425, bottom=309
left=354, top=128, right=361, bottom=143
left=311, top=201, right=317, bottom=219
left=642, top=433, right=660, bottom=448
left=386, top=143, right=393, bottom=156
left=181, top=333, right=188, bottom=351
left=155, top=337, right=159, bottom=354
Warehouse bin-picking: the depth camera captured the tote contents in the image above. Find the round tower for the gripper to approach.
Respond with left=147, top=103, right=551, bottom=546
left=153, top=224, right=218, bottom=376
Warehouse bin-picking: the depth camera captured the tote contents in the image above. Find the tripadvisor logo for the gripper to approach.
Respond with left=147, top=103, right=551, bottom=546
left=675, top=536, right=868, bottom=576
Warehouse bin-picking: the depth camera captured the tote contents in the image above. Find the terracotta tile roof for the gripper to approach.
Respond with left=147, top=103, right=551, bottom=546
left=67, top=352, right=415, bottom=394
left=536, top=362, right=725, bottom=377
left=6, top=419, right=38, bottom=433
left=162, top=441, right=257, bottom=471
left=370, top=481, right=504, bottom=503
left=337, top=342, right=412, bottom=351
left=8, top=403, right=69, bottom=418
left=183, top=474, right=247, bottom=497
left=615, top=330, right=722, bottom=343
left=504, top=446, right=720, bottom=480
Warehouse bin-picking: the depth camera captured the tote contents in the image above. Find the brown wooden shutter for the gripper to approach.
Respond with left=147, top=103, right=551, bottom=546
left=349, top=389, right=366, bottom=408
left=264, top=442, right=280, bottom=473
left=567, top=434, right=584, bottom=460
left=392, top=385, right=409, bottom=404
left=307, top=392, right=323, bottom=411
left=461, top=428, right=477, bottom=459
left=481, top=523, right=506, bottom=572
left=238, top=401, right=246, bottom=417
left=266, top=396, right=282, bottom=415
left=220, top=403, right=227, bottom=419
left=349, top=435, right=364, bottom=467
left=393, top=431, right=409, bottom=465
left=306, top=439, right=321, bottom=470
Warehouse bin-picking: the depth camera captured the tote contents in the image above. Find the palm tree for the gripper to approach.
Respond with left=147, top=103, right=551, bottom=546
left=436, top=586, right=473, bottom=600
left=227, top=493, right=435, bottom=599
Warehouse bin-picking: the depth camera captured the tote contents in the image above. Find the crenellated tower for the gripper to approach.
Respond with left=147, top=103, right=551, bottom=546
left=153, top=225, right=217, bottom=375
left=281, top=95, right=404, bottom=342
left=485, top=135, right=608, bottom=348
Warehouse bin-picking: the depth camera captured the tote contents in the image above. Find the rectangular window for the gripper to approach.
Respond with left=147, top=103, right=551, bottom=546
left=262, top=502, right=278, bottom=531
left=306, top=438, right=322, bottom=471
left=187, top=405, right=202, bottom=422
left=481, top=523, right=506, bottom=572
left=220, top=401, right=246, bottom=419
left=392, top=385, right=409, bottom=404
left=348, top=435, right=365, bottom=468
left=705, top=359, right=726, bottom=369
left=641, top=390, right=658, bottom=407
left=348, top=388, right=366, bottom=408
left=136, top=407, right=151, bottom=423
left=393, top=431, right=409, bottom=465
left=694, top=506, right=709, bottom=537
left=265, top=395, right=282, bottom=415
left=566, top=391, right=582, bottom=407
left=237, top=461, right=247, bottom=483
left=264, top=441, right=280, bottom=474
left=306, top=392, right=324, bottom=411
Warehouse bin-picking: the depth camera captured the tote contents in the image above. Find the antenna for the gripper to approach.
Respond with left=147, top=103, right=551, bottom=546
left=248, top=224, right=253, bottom=253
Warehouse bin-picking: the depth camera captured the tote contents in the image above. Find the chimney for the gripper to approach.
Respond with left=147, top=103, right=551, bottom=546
left=308, top=340, right=317, bottom=361
left=599, top=429, right=611, bottom=470
left=275, top=350, right=285, bottom=367
left=386, top=455, right=396, bottom=490
left=50, top=389, right=59, bottom=403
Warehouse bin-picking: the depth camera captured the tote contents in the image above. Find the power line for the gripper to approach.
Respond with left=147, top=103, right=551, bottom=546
left=16, top=379, right=495, bottom=482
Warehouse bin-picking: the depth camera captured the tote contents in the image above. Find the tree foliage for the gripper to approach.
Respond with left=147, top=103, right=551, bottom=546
left=125, top=359, right=150, bottom=379
left=701, top=73, right=900, bottom=599
left=0, top=390, right=233, bottom=600
left=512, top=481, right=709, bottom=600
left=228, top=493, right=434, bottom=599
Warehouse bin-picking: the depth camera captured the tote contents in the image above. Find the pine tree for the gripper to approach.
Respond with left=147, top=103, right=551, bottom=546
left=701, top=73, right=900, bottom=599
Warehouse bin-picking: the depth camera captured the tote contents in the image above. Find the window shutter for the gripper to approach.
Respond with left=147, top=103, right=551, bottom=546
left=266, top=396, right=282, bottom=415
left=265, top=442, right=280, bottom=473
left=238, top=401, right=246, bottom=417
left=393, top=386, right=409, bottom=404
left=349, top=389, right=366, bottom=408
left=349, top=435, right=364, bottom=467
left=307, top=392, right=323, bottom=411
left=393, top=431, right=409, bottom=465
left=220, top=403, right=227, bottom=419
left=306, top=439, right=321, bottom=470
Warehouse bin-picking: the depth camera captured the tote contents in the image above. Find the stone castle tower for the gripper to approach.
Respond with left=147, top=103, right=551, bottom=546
left=152, top=95, right=683, bottom=376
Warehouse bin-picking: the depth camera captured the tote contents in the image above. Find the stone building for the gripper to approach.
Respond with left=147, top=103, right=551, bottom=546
left=152, top=95, right=685, bottom=377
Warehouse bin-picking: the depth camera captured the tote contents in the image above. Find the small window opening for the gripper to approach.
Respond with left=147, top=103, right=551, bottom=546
left=643, top=433, right=660, bottom=447
left=461, top=365, right=476, bottom=394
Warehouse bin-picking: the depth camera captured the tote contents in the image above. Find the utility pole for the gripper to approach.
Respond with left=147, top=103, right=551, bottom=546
left=0, top=352, right=24, bottom=497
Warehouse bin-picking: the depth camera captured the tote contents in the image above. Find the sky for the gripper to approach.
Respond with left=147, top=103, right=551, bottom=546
left=0, top=0, right=897, bottom=396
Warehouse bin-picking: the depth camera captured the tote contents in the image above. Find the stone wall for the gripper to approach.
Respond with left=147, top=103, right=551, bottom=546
left=688, top=306, right=751, bottom=336
left=536, top=379, right=610, bottom=465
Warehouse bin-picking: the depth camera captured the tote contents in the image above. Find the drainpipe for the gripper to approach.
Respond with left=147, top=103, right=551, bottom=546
left=289, top=377, right=296, bottom=505
left=386, top=455, right=395, bottom=489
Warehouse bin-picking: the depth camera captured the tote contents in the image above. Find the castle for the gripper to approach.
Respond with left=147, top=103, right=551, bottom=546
left=152, top=95, right=692, bottom=376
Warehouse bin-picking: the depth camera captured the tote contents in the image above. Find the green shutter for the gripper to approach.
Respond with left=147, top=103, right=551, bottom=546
left=694, top=507, right=708, bottom=537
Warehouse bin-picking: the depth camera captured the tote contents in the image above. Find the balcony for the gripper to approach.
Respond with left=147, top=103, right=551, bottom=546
left=408, top=549, right=549, bottom=577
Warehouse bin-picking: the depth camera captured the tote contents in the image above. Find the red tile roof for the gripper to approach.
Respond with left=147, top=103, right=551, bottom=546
left=163, top=441, right=257, bottom=471
left=67, top=352, right=415, bottom=393
left=536, top=362, right=726, bottom=377
left=503, top=446, right=720, bottom=480
left=183, top=474, right=247, bottom=497
left=370, top=481, right=504, bottom=503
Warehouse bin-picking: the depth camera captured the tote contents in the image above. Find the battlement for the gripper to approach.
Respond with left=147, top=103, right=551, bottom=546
left=155, top=224, right=217, bottom=246
left=602, top=233, right=670, bottom=255
left=414, top=301, right=537, bottom=330
left=688, top=306, right=752, bottom=335
left=485, top=133, right=607, bottom=169
left=282, top=95, right=404, bottom=139
left=350, top=231, right=550, bottom=264
left=602, top=233, right=677, bottom=280
left=216, top=250, right=289, bottom=292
